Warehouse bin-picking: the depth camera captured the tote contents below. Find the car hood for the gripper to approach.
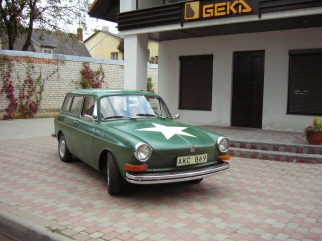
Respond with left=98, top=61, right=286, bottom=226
left=104, top=119, right=220, bottom=153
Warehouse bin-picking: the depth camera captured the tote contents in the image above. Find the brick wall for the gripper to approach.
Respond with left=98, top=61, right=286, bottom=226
left=0, top=50, right=158, bottom=114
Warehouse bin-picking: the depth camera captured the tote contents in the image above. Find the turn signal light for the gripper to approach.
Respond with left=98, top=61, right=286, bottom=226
left=218, top=154, right=230, bottom=161
left=124, top=163, right=148, bottom=172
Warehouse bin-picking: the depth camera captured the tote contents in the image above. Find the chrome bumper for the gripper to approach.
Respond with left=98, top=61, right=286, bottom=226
left=126, top=162, right=229, bottom=184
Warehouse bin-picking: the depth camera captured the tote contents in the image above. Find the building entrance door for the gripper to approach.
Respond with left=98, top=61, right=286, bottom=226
left=231, top=51, right=265, bottom=128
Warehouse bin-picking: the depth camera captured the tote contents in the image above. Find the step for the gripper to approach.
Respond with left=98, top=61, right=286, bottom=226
left=229, top=140, right=322, bottom=164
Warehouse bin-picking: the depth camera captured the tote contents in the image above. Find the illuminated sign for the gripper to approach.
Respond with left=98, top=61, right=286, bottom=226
left=185, top=0, right=252, bottom=20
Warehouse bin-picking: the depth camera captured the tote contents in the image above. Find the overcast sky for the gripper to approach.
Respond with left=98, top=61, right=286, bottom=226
left=82, top=1, right=119, bottom=39
left=84, top=17, right=119, bottom=39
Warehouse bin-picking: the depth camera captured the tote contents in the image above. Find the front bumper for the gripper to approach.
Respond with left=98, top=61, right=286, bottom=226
left=126, top=162, right=229, bottom=184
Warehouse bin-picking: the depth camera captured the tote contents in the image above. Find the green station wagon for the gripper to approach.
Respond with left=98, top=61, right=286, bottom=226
left=53, top=89, right=230, bottom=195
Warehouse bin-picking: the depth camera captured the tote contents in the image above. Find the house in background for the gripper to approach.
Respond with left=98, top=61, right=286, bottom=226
left=84, top=26, right=159, bottom=63
left=1, top=28, right=91, bottom=57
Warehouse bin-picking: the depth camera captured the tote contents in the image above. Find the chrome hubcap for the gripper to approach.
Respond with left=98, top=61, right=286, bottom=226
left=59, top=138, right=66, bottom=157
left=107, top=164, right=110, bottom=186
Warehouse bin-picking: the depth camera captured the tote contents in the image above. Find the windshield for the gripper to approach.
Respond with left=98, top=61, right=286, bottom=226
left=99, top=95, right=172, bottom=120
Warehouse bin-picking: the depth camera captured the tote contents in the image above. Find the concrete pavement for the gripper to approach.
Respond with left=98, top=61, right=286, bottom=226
left=0, top=118, right=321, bottom=241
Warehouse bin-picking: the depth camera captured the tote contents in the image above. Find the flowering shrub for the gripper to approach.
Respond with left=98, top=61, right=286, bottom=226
left=17, top=64, right=44, bottom=118
left=80, top=62, right=105, bottom=89
left=304, top=117, right=322, bottom=137
left=0, top=56, right=47, bottom=119
left=1, top=58, right=18, bottom=119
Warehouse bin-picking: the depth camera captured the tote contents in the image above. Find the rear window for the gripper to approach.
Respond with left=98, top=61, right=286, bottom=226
left=62, top=95, right=73, bottom=112
left=70, top=96, right=84, bottom=116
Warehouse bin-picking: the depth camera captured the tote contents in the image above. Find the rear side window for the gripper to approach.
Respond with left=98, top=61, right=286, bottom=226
left=62, top=95, right=73, bottom=112
left=70, top=96, right=84, bottom=116
left=81, top=96, right=96, bottom=117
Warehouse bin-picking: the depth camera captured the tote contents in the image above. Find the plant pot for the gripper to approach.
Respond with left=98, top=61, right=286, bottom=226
left=306, top=131, right=322, bottom=145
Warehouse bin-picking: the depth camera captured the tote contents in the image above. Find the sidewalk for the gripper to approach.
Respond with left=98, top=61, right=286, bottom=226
left=0, top=118, right=321, bottom=241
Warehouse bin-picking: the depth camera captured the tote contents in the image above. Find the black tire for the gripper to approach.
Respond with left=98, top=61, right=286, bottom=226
left=107, top=153, right=122, bottom=195
left=58, top=133, right=73, bottom=162
left=189, top=178, right=203, bottom=184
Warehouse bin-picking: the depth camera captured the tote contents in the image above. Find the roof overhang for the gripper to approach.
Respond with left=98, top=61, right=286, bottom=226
left=89, top=0, right=119, bottom=23
left=89, top=0, right=322, bottom=41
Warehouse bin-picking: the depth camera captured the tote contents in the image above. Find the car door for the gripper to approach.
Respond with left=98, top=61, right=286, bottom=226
left=71, top=95, right=97, bottom=164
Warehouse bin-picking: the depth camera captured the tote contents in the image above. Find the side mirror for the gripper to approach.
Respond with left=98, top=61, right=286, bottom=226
left=83, top=114, right=93, bottom=122
left=173, top=114, right=180, bottom=120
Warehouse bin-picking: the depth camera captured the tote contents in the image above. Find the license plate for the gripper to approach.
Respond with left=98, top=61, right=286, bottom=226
left=177, top=154, right=207, bottom=167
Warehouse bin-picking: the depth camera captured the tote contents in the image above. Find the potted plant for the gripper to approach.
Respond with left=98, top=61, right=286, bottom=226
left=304, top=117, right=322, bottom=145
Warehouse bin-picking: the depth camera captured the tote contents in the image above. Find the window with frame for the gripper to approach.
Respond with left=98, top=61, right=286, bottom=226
left=179, top=55, right=213, bottom=110
left=62, top=95, right=73, bottom=112
left=42, top=48, right=53, bottom=54
left=111, top=52, right=118, bottom=60
left=81, top=96, right=97, bottom=117
left=70, top=96, right=84, bottom=116
left=287, top=49, right=322, bottom=115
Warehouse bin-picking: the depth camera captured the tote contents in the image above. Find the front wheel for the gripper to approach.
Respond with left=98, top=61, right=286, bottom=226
left=58, top=133, right=72, bottom=162
left=107, top=153, right=122, bottom=195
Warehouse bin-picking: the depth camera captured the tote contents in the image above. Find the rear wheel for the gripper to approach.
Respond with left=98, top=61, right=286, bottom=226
left=107, top=153, right=122, bottom=195
left=58, top=133, right=72, bottom=162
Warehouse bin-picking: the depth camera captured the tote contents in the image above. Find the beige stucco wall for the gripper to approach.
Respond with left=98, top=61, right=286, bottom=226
left=85, top=31, right=159, bottom=62
left=148, top=40, right=159, bottom=63
left=85, top=32, right=123, bottom=60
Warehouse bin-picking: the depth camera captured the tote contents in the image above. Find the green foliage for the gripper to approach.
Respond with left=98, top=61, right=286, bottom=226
left=117, top=39, right=124, bottom=60
left=304, top=117, right=322, bottom=137
left=147, top=77, right=154, bottom=93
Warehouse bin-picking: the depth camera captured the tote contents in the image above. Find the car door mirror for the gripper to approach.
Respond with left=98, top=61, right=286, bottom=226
left=173, top=114, right=180, bottom=120
left=83, top=114, right=93, bottom=122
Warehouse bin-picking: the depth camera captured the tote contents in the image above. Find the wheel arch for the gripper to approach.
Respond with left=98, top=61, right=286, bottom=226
left=99, top=150, right=116, bottom=173
left=57, top=130, right=63, bottom=140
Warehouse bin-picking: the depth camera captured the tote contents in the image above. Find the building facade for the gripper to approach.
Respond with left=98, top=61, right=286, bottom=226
left=89, top=0, right=322, bottom=131
left=85, top=27, right=159, bottom=62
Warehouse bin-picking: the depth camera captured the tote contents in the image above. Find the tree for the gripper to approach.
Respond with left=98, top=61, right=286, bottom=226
left=117, top=38, right=124, bottom=59
left=147, top=77, right=154, bottom=93
left=0, top=0, right=89, bottom=51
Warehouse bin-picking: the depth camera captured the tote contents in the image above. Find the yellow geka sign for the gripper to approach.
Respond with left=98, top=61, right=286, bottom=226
left=185, top=0, right=252, bottom=20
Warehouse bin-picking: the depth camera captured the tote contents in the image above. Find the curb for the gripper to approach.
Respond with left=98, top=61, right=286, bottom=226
left=0, top=204, right=73, bottom=241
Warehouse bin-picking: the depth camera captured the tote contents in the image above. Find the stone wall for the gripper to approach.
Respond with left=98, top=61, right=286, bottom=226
left=0, top=50, right=158, bottom=116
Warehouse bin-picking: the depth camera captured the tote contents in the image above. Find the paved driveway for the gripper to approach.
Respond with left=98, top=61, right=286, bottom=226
left=0, top=118, right=321, bottom=241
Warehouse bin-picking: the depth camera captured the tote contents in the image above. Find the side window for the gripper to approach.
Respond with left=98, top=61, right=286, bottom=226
left=81, top=96, right=96, bottom=117
left=62, top=95, right=73, bottom=112
left=70, top=96, right=83, bottom=116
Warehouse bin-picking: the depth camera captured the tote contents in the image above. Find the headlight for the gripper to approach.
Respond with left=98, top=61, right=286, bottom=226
left=134, top=142, right=152, bottom=162
left=217, top=137, right=229, bottom=153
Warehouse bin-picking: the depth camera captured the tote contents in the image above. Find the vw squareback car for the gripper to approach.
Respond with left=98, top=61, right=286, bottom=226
left=53, top=89, right=230, bottom=195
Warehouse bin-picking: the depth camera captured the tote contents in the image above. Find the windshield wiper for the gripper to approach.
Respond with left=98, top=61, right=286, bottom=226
left=104, top=115, right=127, bottom=120
left=104, top=116, right=137, bottom=121
left=137, top=113, right=165, bottom=120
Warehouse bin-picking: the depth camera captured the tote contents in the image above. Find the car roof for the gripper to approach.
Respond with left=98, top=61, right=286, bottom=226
left=67, top=89, right=158, bottom=98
